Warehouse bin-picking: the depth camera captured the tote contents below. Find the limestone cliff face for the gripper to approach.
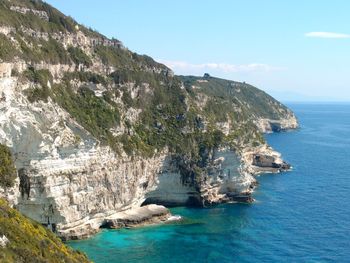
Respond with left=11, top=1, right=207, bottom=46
left=0, top=75, right=257, bottom=239
left=0, top=0, right=298, bottom=240
left=0, top=76, right=166, bottom=239
left=255, top=115, right=298, bottom=133
left=144, top=149, right=256, bottom=207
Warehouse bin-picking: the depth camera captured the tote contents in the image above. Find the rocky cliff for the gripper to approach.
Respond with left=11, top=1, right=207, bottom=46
left=0, top=0, right=297, bottom=240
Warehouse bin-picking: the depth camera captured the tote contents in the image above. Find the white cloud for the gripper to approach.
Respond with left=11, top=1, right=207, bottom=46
left=157, top=60, right=284, bottom=74
left=305, top=32, right=350, bottom=39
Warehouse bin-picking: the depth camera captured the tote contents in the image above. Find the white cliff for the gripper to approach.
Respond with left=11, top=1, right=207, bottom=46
left=0, top=75, right=258, bottom=239
left=0, top=2, right=298, bottom=240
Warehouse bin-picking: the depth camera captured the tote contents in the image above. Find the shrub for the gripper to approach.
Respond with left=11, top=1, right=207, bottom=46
left=52, top=84, right=120, bottom=144
left=23, top=68, right=53, bottom=102
left=68, top=46, right=92, bottom=67
left=0, top=198, right=90, bottom=262
left=63, top=72, right=107, bottom=85
left=0, top=144, right=16, bottom=188
left=0, top=34, right=18, bottom=61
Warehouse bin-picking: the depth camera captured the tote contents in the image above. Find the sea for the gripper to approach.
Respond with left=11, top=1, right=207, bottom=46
left=68, top=103, right=350, bottom=263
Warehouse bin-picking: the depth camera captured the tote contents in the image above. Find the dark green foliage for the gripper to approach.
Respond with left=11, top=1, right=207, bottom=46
left=131, top=53, right=167, bottom=70
left=42, top=3, right=76, bottom=32
left=0, top=198, right=90, bottom=263
left=23, top=67, right=52, bottom=86
left=10, top=68, right=19, bottom=77
left=121, top=89, right=134, bottom=107
left=203, top=98, right=229, bottom=122
left=0, top=33, right=17, bottom=61
left=25, top=86, right=50, bottom=103
left=64, top=71, right=108, bottom=85
left=102, top=91, right=115, bottom=104
left=180, top=75, right=290, bottom=120
left=67, top=47, right=92, bottom=67
left=94, top=46, right=131, bottom=67
left=119, top=76, right=230, bottom=158
left=14, top=34, right=70, bottom=64
left=23, top=67, right=52, bottom=102
left=51, top=84, right=120, bottom=143
left=40, top=38, right=71, bottom=64
left=0, top=144, right=16, bottom=188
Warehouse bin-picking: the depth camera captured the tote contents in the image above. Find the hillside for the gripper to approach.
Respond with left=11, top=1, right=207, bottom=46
left=0, top=0, right=297, bottom=242
left=0, top=198, right=89, bottom=263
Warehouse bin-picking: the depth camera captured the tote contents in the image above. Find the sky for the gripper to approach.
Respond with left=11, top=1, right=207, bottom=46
left=45, top=0, right=350, bottom=102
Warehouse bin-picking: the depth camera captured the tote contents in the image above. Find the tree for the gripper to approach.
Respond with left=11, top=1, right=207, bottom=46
left=0, top=144, right=16, bottom=188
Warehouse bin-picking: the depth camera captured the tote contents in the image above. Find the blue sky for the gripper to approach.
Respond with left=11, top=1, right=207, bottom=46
left=46, top=0, right=350, bottom=102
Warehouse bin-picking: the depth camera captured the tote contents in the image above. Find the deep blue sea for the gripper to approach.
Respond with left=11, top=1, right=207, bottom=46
left=68, top=104, right=350, bottom=263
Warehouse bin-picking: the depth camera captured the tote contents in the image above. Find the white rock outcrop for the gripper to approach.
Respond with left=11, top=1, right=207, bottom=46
left=0, top=235, right=9, bottom=248
left=256, top=115, right=298, bottom=133
left=0, top=75, right=257, bottom=239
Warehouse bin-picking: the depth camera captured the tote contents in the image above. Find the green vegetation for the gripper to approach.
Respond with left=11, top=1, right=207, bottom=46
left=95, top=45, right=166, bottom=72
left=94, top=46, right=131, bottom=67
left=0, top=0, right=77, bottom=33
left=0, top=198, right=90, bottom=263
left=23, top=67, right=52, bottom=102
left=0, top=33, right=16, bottom=61
left=67, top=47, right=92, bottom=67
left=16, top=34, right=71, bottom=64
left=51, top=84, right=120, bottom=144
left=0, top=145, right=16, bottom=188
left=64, top=71, right=108, bottom=86
left=180, top=75, right=290, bottom=120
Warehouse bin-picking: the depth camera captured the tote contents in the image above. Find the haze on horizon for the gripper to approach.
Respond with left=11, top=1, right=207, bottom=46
left=45, top=0, right=350, bottom=102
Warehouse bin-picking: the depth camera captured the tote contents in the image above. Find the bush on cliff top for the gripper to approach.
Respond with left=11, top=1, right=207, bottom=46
left=0, top=198, right=90, bottom=263
left=0, top=144, right=16, bottom=188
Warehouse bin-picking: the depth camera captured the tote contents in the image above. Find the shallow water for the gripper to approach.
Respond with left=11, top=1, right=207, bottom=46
left=69, top=104, right=350, bottom=262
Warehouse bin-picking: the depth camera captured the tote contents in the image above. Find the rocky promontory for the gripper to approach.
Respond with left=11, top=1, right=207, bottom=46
left=0, top=0, right=297, bottom=242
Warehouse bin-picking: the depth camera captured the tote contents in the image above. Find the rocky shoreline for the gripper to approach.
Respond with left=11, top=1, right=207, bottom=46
left=103, top=204, right=172, bottom=229
left=59, top=204, right=173, bottom=241
left=241, top=144, right=293, bottom=176
left=256, top=116, right=298, bottom=133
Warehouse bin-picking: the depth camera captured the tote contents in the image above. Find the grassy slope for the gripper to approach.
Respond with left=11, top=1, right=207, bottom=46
left=0, top=199, right=90, bottom=263
left=180, top=75, right=291, bottom=120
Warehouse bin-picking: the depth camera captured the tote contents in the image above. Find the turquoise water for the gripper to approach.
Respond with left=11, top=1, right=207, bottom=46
left=69, top=104, right=350, bottom=262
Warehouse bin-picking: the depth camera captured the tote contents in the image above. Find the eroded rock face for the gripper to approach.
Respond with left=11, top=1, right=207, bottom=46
left=16, top=148, right=167, bottom=239
left=0, top=75, right=257, bottom=239
left=0, top=76, right=163, bottom=238
left=256, top=115, right=298, bottom=133
left=241, top=144, right=292, bottom=175
left=142, top=156, right=201, bottom=207
left=144, top=149, right=257, bottom=207
left=252, top=154, right=291, bottom=170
